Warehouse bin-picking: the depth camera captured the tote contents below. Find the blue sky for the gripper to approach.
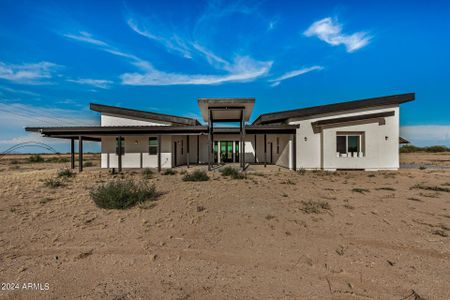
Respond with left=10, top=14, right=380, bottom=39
left=0, top=0, right=449, bottom=152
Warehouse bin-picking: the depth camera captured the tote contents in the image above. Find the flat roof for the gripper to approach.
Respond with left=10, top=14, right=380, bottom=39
left=198, top=98, right=255, bottom=122
left=253, top=93, right=415, bottom=125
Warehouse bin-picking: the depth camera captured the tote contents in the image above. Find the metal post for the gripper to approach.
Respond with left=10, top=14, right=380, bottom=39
left=207, top=110, right=212, bottom=171
left=254, top=134, right=257, bottom=163
left=70, top=138, right=75, bottom=169
left=118, top=136, right=122, bottom=172
left=186, top=135, right=190, bottom=168
left=239, top=111, right=243, bottom=169
left=242, top=111, right=246, bottom=169
left=78, top=136, right=83, bottom=172
left=196, top=135, right=199, bottom=164
left=264, top=134, right=267, bottom=167
left=157, top=135, right=161, bottom=172
left=292, top=133, right=296, bottom=171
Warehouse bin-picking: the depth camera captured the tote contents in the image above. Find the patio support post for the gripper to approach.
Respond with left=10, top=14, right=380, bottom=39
left=207, top=110, right=212, bottom=171
left=70, top=138, right=75, bottom=169
left=78, top=136, right=83, bottom=172
left=239, top=110, right=243, bottom=169
left=118, top=135, right=122, bottom=172
left=186, top=135, right=190, bottom=168
left=264, top=134, right=267, bottom=167
left=254, top=134, right=257, bottom=163
left=157, top=135, right=161, bottom=172
left=292, top=133, right=296, bottom=171
left=196, top=135, right=199, bottom=164
left=242, top=110, right=246, bottom=169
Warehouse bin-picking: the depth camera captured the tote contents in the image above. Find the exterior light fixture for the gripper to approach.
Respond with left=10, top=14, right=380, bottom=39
left=385, top=136, right=388, bottom=141
left=304, top=137, right=308, bottom=141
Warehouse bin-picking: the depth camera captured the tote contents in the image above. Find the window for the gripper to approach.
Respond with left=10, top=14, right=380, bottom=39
left=149, top=137, right=158, bottom=155
left=181, top=140, right=184, bottom=155
left=115, top=137, right=125, bottom=155
left=276, top=137, right=280, bottom=154
left=336, top=133, right=364, bottom=157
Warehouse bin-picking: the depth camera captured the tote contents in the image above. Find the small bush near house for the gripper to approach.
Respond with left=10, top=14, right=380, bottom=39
left=57, top=168, right=75, bottom=178
left=220, top=166, right=245, bottom=179
left=28, top=154, right=45, bottom=163
left=162, top=169, right=177, bottom=175
left=297, top=168, right=306, bottom=175
left=90, top=179, right=160, bottom=209
left=142, top=168, right=154, bottom=179
left=411, top=184, right=450, bottom=193
left=44, top=178, right=65, bottom=188
left=301, top=200, right=330, bottom=214
left=182, top=170, right=209, bottom=182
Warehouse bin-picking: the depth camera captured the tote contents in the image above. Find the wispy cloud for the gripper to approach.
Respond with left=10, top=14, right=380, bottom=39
left=269, top=65, right=323, bottom=87
left=121, top=56, right=272, bottom=86
left=400, top=125, right=450, bottom=147
left=0, top=61, right=60, bottom=84
left=67, top=78, right=113, bottom=89
left=0, top=85, right=40, bottom=97
left=62, top=31, right=151, bottom=70
left=127, top=18, right=193, bottom=59
left=304, top=17, right=371, bottom=53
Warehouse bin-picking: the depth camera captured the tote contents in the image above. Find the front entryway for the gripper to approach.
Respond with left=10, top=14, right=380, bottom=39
left=213, top=141, right=239, bottom=163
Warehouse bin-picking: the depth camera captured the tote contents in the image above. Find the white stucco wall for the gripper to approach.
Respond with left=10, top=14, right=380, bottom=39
left=100, top=133, right=293, bottom=169
left=101, top=113, right=171, bottom=126
left=289, top=105, right=400, bottom=170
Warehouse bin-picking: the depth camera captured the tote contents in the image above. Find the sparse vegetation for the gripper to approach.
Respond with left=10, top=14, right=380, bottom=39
left=162, top=169, right=177, bottom=175
left=220, top=166, right=246, bottom=179
left=44, top=178, right=65, bottom=188
left=57, top=168, right=75, bottom=178
left=28, top=154, right=45, bottom=163
left=90, top=179, right=160, bottom=209
left=142, top=168, right=154, bottom=179
left=10, top=160, right=19, bottom=165
left=352, top=188, right=370, bottom=194
left=197, top=205, right=206, bottom=212
left=411, top=184, right=450, bottom=193
left=343, top=203, right=355, bottom=209
left=297, top=168, right=306, bottom=175
left=400, top=144, right=450, bottom=153
left=182, top=170, right=209, bottom=182
left=336, top=245, right=345, bottom=256
left=265, top=214, right=276, bottom=220
left=301, top=200, right=330, bottom=214
left=376, top=187, right=396, bottom=191
left=84, top=161, right=94, bottom=167
left=432, top=229, right=448, bottom=237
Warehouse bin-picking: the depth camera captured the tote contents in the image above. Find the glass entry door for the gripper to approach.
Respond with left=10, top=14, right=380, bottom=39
left=220, top=141, right=234, bottom=163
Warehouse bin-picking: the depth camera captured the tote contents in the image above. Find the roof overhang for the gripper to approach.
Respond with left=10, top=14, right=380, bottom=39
left=253, top=93, right=415, bottom=125
left=25, top=124, right=298, bottom=139
left=198, top=98, right=255, bottom=122
left=90, top=103, right=201, bottom=126
left=311, top=111, right=395, bottom=133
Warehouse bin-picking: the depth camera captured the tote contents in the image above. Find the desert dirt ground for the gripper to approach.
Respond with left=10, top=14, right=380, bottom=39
left=0, top=153, right=449, bottom=299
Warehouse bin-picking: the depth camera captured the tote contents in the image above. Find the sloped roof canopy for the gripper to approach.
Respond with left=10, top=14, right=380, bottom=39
left=253, top=93, right=415, bottom=125
left=90, top=103, right=201, bottom=126
left=198, top=98, right=255, bottom=122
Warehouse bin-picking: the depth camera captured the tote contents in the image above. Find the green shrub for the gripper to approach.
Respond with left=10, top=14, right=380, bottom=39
left=182, top=170, right=209, bottom=182
left=220, top=166, right=245, bottom=179
left=297, top=168, right=306, bottom=175
left=46, top=157, right=70, bottom=163
left=411, top=184, right=450, bottom=193
left=84, top=161, right=94, bottom=167
left=57, top=168, right=75, bottom=178
left=44, top=178, right=65, bottom=188
left=162, top=169, right=177, bottom=175
left=425, top=145, right=450, bottom=152
left=28, top=154, right=45, bottom=163
left=400, top=144, right=450, bottom=153
left=90, top=179, right=160, bottom=209
left=142, top=168, right=154, bottom=179
left=352, top=188, right=370, bottom=194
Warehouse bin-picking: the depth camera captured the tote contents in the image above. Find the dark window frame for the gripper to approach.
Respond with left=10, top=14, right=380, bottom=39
left=149, top=137, right=158, bottom=155
left=115, top=137, right=125, bottom=155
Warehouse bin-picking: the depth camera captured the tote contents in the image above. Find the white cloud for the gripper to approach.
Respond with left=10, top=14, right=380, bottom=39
left=63, top=31, right=108, bottom=47
left=0, top=61, right=59, bottom=84
left=67, top=78, right=113, bottom=89
left=127, top=18, right=193, bottom=59
left=304, top=17, right=371, bottom=53
left=121, top=56, right=272, bottom=86
left=269, top=65, right=323, bottom=87
left=400, top=125, right=450, bottom=146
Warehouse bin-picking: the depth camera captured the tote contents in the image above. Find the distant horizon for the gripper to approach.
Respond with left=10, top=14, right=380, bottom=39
left=1, top=0, right=449, bottom=151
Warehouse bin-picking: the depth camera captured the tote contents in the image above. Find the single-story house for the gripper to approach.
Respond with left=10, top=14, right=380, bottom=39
left=26, top=92, right=415, bottom=171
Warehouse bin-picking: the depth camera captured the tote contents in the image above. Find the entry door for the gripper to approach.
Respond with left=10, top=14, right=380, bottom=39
left=269, top=142, right=273, bottom=164
left=220, top=141, right=233, bottom=163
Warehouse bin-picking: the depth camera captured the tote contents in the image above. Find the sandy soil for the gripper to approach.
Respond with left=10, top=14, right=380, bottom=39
left=0, top=154, right=449, bottom=299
